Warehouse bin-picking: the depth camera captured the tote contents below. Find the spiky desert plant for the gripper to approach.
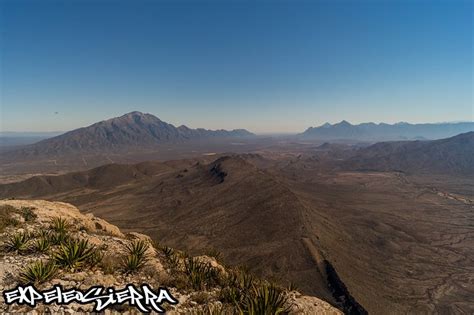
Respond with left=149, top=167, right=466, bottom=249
left=20, top=207, right=37, bottom=222
left=161, top=245, right=174, bottom=258
left=49, top=231, right=70, bottom=245
left=122, top=253, right=148, bottom=273
left=122, top=240, right=149, bottom=273
left=205, top=247, right=222, bottom=262
left=34, top=237, right=51, bottom=253
left=50, top=217, right=69, bottom=233
left=126, top=239, right=149, bottom=257
left=4, top=231, right=31, bottom=253
left=184, top=258, right=220, bottom=290
left=53, top=238, right=96, bottom=270
left=240, top=283, right=290, bottom=315
left=19, top=260, right=58, bottom=284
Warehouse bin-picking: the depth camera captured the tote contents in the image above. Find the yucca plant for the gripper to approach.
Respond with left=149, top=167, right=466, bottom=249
left=161, top=245, right=174, bottom=258
left=184, top=258, right=220, bottom=290
left=53, top=238, right=96, bottom=270
left=49, top=231, right=70, bottom=245
left=50, top=217, right=69, bottom=233
left=240, top=283, right=290, bottom=315
left=122, top=253, right=148, bottom=273
left=205, top=247, right=222, bottom=262
left=4, top=231, right=31, bottom=253
left=125, top=239, right=149, bottom=257
left=19, top=260, right=58, bottom=284
left=122, top=240, right=149, bottom=273
left=34, top=237, right=51, bottom=253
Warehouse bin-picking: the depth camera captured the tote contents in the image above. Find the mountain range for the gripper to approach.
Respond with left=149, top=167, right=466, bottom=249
left=1, top=131, right=472, bottom=313
left=4, top=111, right=254, bottom=157
left=299, top=120, right=474, bottom=141
left=344, top=131, right=474, bottom=174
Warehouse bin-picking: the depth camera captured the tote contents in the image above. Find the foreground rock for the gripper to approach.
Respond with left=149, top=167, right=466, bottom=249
left=0, top=199, right=341, bottom=314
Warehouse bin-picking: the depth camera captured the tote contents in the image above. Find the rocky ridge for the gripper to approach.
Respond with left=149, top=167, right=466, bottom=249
left=0, top=199, right=341, bottom=314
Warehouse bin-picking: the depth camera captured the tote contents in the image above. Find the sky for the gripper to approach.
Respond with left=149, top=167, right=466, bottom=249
left=0, top=0, right=472, bottom=134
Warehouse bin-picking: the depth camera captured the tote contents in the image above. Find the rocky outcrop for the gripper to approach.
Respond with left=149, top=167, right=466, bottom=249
left=0, top=199, right=341, bottom=314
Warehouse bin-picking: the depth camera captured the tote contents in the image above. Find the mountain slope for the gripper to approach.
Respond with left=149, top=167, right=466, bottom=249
left=4, top=111, right=254, bottom=157
left=0, top=199, right=342, bottom=314
left=0, top=156, right=340, bottom=305
left=345, top=131, right=474, bottom=174
left=300, top=121, right=474, bottom=141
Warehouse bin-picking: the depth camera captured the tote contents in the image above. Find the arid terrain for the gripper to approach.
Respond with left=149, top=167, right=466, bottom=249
left=1, top=130, right=473, bottom=313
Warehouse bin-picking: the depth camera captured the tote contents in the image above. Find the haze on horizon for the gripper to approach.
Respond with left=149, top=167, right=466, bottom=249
left=1, top=0, right=472, bottom=134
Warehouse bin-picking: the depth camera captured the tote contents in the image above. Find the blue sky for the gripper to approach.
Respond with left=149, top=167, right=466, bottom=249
left=1, top=0, right=472, bottom=133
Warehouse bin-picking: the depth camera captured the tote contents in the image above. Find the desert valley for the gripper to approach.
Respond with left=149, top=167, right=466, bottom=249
left=1, top=112, right=473, bottom=314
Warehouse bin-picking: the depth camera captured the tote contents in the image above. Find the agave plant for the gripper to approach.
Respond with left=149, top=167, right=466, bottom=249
left=34, top=237, right=51, bottom=253
left=53, top=238, right=96, bottom=270
left=184, top=258, right=220, bottom=290
left=240, top=283, right=290, bottom=315
left=125, top=239, right=149, bottom=257
left=4, top=231, right=31, bottom=253
left=122, top=240, right=150, bottom=273
left=19, top=260, right=58, bottom=284
left=49, top=231, right=70, bottom=245
left=50, top=217, right=69, bottom=233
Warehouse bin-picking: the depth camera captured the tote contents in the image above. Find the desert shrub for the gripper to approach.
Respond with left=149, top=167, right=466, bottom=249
left=126, top=239, right=149, bottom=257
left=19, top=260, right=58, bottom=284
left=86, top=248, right=104, bottom=267
left=53, top=238, right=96, bottom=270
left=184, top=258, right=221, bottom=291
left=34, top=237, right=51, bottom=253
left=286, top=282, right=298, bottom=292
left=0, top=205, right=20, bottom=233
left=240, top=283, right=290, bottom=315
left=50, top=217, right=69, bottom=233
left=4, top=231, right=31, bottom=253
left=191, top=291, right=211, bottom=304
left=122, top=239, right=149, bottom=273
left=99, top=254, right=120, bottom=274
left=204, top=247, right=222, bottom=262
left=49, top=231, right=71, bottom=246
left=161, top=245, right=174, bottom=257
left=20, top=207, right=37, bottom=222
left=122, top=253, right=148, bottom=273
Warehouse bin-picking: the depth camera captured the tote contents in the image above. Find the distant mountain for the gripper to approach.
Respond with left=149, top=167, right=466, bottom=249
left=4, top=111, right=254, bottom=157
left=345, top=132, right=474, bottom=175
left=300, top=121, right=474, bottom=141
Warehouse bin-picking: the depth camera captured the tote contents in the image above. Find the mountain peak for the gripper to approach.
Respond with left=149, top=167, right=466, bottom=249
left=335, top=120, right=352, bottom=126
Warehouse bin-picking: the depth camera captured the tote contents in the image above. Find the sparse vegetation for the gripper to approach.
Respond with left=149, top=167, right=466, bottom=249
left=4, top=231, right=31, bottom=253
left=184, top=258, right=221, bottom=290
left=49, top=231, right=70, bottom=245
left=20, top=207, right=37, bottom=222
left=53, top=238, right=97, bottom=270
left=122, top=239, right=149, bottom=273
left=19, top=260, right=58, bottom=284
left=50, top=217, right=69, bottom=233
left=240, top=282, right=290, bottom=315
left=205, top=247, right=223, bottom=262
left=0, top=205, right=21, bottom=233
left=34, top=237, right=51, bottom=253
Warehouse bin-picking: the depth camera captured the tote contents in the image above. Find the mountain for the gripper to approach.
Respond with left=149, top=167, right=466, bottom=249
left=299, top=121, right=474, bottom=141
left=4, top=111, right=254, bottom=157
left=344, top=131, right=474, bottom=175
left=0, top=155, right=367, bottom=313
